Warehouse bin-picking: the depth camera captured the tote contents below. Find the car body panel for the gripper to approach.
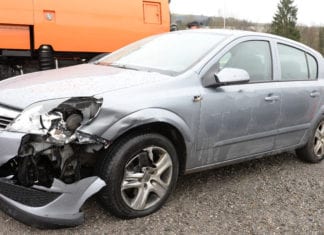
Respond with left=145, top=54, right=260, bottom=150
left=0, top=64, right=172, bottom=109
left=0, top=131, right=25, bottom=165
left=0, top=177, right=105, bottom=228
left=275, top=81, right=322, bottom=148
left=195, top=82, right=281, bottom=168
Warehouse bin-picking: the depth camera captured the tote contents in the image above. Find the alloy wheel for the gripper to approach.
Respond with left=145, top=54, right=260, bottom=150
left=121, top=146, right=173, bottom=210
left=313, top=121, right=324, bottom=158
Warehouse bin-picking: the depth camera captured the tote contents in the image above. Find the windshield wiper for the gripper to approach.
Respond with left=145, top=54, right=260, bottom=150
left=97, top=62, right=139, bottom=71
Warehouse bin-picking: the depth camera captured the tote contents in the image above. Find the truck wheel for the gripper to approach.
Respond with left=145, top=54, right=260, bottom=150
left=97, top=133, right=179, bottom=219
left=296, top=119, right=324, bottom=163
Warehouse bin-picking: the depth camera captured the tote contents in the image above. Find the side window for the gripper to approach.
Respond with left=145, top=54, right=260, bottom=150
left=307, top=54, right=318, bottom=80
left=278, top=44, right=308, bottom=80
left=217, top=41, right=272, bottom=82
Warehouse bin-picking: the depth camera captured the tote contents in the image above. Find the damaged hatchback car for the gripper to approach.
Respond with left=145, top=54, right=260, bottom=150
left=1, top=29, right=324, bottom=228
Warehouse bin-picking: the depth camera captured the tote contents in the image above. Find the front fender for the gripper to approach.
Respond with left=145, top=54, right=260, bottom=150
left=101, top=108, right=194, bottom=144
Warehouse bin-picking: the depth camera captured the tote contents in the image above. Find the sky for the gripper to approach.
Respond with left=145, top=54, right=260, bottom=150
left=170, top=0, right=324, bottom=26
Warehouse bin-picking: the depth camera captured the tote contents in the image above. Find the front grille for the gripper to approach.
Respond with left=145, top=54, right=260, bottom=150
left=0, top=105, right=20, bottom=130
left=0, top=116, right=14, bottom=130
left=0, top=180, right=61, bottom=207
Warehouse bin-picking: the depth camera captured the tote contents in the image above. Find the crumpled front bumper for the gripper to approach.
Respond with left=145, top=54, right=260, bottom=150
left=0, top=177, right=105, bottom=229
left=0, top=130, right=106, bottom=228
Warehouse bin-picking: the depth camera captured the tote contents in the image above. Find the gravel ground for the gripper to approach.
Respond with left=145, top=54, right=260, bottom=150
left=1, top=152, right=323, bottom=234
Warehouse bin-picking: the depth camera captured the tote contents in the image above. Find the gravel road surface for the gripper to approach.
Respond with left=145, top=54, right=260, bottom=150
left=1, top=153, right=323, bottom=234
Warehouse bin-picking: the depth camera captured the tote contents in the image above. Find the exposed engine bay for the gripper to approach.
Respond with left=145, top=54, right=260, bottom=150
left=0, top=97, right=108, bottom=188
left=1, top=134, right=106, bottom=188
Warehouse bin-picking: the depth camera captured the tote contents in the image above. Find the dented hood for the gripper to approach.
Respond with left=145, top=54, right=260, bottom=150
left=0, top=64, right=170, bottom=109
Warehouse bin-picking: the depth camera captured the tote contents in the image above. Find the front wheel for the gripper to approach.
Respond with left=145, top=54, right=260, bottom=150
left=296, top=119, right=324, bottom=163
left=97, top=133, right=179, bottom=219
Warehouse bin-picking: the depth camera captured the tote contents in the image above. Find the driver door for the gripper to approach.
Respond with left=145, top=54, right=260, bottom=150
left=195, top=39, right=281, bottom=167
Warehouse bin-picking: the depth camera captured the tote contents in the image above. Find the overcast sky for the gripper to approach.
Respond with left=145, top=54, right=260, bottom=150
left=170, top=0, right=324, bottom=26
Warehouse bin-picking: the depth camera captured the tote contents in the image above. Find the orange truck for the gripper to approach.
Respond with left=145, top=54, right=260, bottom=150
left=0, top=0, right=170, bottom=79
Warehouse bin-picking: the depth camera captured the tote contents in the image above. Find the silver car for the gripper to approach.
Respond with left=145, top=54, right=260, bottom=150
left=0, top=30, right=323, bottom=228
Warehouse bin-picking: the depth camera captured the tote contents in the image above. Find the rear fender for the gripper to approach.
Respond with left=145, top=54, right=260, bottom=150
left=301, top=105, right=324, bottom=144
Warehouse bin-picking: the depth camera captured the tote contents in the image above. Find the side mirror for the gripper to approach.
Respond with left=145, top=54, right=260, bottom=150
left=202, top=68, right=250, bottom=87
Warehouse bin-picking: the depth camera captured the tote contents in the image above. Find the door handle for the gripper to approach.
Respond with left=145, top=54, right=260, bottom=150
left=264, top=95, right=280, bottom=102
left=310, top=90, right=320, bottom=98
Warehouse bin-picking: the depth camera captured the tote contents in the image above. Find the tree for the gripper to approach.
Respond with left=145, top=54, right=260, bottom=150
left=270, top=0, right=300, bottom=41
left=319, top=27, right=324, bottom=55
left=300, top=26, right=319, bottom=51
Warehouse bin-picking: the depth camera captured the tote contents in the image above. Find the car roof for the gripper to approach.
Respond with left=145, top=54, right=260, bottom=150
left=175, top=28, right=286, bottom=41
left=173, top=29, right=321, bottom=57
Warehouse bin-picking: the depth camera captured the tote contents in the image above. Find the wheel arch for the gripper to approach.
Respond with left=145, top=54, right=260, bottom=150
left=310, top=105, right=324, bottom=131
left=300, top=104, right=324, bottom=145
left=99, top=108, right=196, bottom=175
left=105, top=122, right=188, bottom=175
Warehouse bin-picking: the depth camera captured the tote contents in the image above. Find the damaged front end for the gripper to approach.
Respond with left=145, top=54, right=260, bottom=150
left=0, top=97, right=108, bottom=228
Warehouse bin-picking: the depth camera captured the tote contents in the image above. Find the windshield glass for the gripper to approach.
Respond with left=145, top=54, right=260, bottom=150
left=97, top=32, right=226, bottom=75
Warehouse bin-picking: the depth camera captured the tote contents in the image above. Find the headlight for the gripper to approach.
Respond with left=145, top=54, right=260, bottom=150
left=7, top=97, right=102, bottom=144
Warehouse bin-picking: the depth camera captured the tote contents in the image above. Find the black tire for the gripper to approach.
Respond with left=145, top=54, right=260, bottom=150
left=96, top=133, right=179, bottom=219
left=38, top=45, right=55, bottom=71
left=296, top=119, right=324, bottom=163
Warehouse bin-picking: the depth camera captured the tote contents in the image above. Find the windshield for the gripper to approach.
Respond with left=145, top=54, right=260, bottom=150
left=97, top=32, right=226, bottom=75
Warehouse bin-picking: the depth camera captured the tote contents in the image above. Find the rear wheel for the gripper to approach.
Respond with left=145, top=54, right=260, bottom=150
left=297, top=119, right=324, bottom=163
left=97, top=133, right=179, bottom=218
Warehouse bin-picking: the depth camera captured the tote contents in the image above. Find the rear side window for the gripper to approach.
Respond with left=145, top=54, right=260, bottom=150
left=307, top=54, right=318, bottom=80
left=278, top=44, right=318, bottom=80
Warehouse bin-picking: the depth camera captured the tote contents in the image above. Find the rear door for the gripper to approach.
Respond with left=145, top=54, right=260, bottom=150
left=274, top=42, right=321, bottom=148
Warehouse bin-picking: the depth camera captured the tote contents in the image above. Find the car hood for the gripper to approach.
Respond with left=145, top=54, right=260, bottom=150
left=0, top=64, right=170, bottom=109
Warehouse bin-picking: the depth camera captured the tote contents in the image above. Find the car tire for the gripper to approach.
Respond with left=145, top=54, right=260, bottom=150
left=96, top=133, right=179, bottom=219
left=296, top=119, right=324, bottom=163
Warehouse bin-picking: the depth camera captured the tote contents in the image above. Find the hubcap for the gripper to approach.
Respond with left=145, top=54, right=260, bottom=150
left=313, top=121, right=324, bottom=158
left=121, top=146, right=173, bottom=210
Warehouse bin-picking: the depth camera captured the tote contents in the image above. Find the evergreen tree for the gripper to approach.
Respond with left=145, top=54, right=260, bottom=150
left=319, top=27, right=324, bottom=55
left=270, top=0, right=300, bottom=41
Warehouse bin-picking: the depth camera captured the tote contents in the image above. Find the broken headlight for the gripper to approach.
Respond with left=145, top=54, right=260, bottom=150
left=7, top=97, right=103, bottom=144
